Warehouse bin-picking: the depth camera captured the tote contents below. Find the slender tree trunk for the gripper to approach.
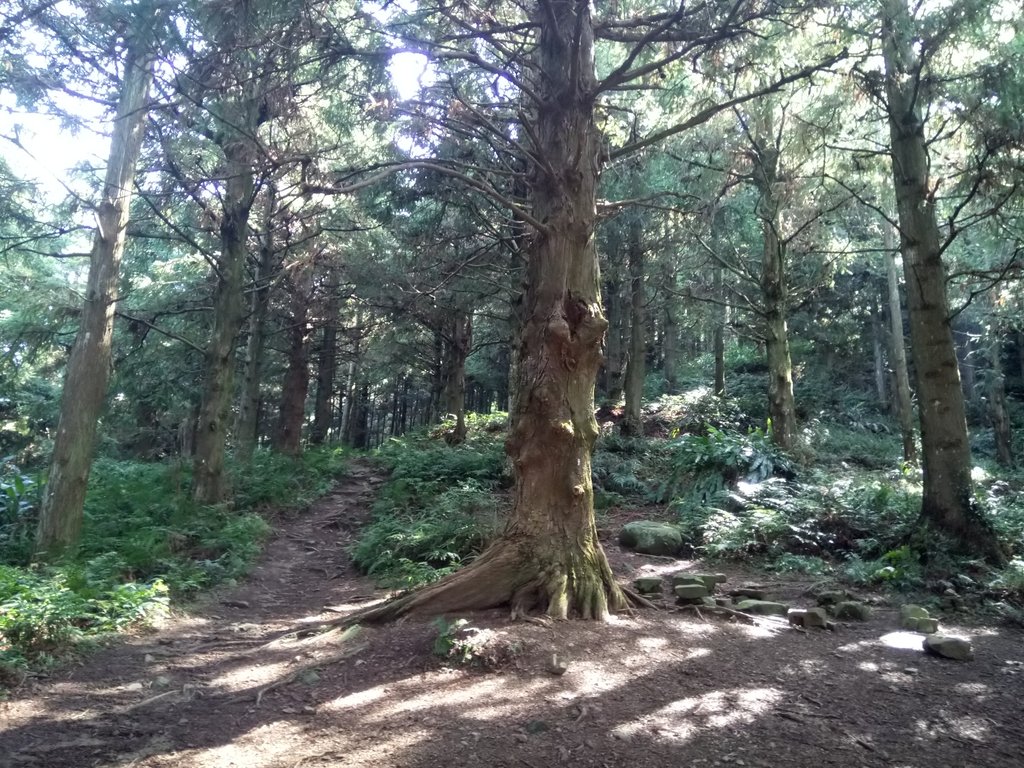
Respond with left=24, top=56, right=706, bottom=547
left=621, top=214, right=645, bottom=436
left=882, top=0, right=1002, bottom=561
left=428, top=324, right=444, bottom=423
left=370, top=0, right=628, bottom=621
left=441, top=310, right=472, bottom=444
left=1017, top=330, right=1024, bottom=388
left=713, top=264, right=726, bottom=397
left=988, top=330, right=1013, bottom=467
left=310, top=269, right=339, bottom=445
left=37, top=40, right=154, bottom=556
left=601, top=231, right=625, bottom=403
left=662, top=267, right=679, bottom=395
left=884, top=221, right=917, bottom=463
left=954, top=325, right=978, bottom=405
left=872, top=292, right=889, bottom=411
left=348, top=382, right=369, bottom=450
left=193, top=137, right=255, bottom=503
left=273, top=261, right=314, bottom=455
left=234, top=187, right=277, bottom=460
left=753, top=141, right=797, bottom=449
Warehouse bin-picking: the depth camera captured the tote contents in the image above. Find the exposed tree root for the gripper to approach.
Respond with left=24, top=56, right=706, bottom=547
left=283, top=535, right=653, bottom=637
left=673, top=604, right=757, bottom=624
left=228, top=625, right=368, bottom=705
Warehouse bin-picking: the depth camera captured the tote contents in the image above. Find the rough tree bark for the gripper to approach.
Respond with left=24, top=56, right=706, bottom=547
left=193, top=135, right=255, bottom=503
left=234, top=187, right=278, bottom=460
left=871, top=291, right=889, bottom=411
left=712, top=263, right=726, bottom=397
left=362, top=0, right=629, bottom=621
left=37, top=37, right=155, bottom=556
left=751, top=137, right=798, bottom=449
left=621, top=212, right=645, bottom=436
left=310, top=269, right=340, bottom=445
left=600, top=229, right=625, bottom=403
left=881, top=0, right=1003, bottom=561
left=662, top=263, right=680, bottom=395
left=441, top=309, right=472, bottom=444
left=987, top=329, right=1013, bottom=467
left=273, top=260, right=315, bottom=455
left=883, top=221, right=917, bottom=464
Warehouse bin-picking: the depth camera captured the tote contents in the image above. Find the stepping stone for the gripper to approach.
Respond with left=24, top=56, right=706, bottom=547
left=833, top=601, right=871, bottom=621
left=619, top=521, right=682, bottom=556
left=924, top=635, right=973, bottom=661
left=674, top=584, right=710, bottom=600
left=633, top=577, right=664, bottom=595
left=735, top=599, right=789, bottom=616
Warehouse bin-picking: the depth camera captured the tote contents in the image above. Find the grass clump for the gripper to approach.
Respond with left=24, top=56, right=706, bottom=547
left=0, top=446, right=347, bottom=677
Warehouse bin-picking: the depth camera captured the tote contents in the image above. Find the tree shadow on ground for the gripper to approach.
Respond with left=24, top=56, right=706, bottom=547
left=4, top=459, right=1024, bottom=767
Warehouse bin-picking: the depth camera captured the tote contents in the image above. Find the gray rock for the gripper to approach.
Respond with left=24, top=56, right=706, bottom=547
left=618, top=521, right=682, bottom=557
left=923, top=635, right=974, bottom=661
left=674, top=584, right=710, bottom=600
left=901, top=604, right=930, bottom=629
left=815, top=590, right=850, bottom=606
left=916, top=617, right=939, bottom=634
left=787, top=609, right=808, bottom=627
left=633, top=577, right=664, bottom=595
left=730, top=585, right=769, bottom=601
left=671, top=573, right=726, bottom=593
left=833, top=601, right=871, bottom=621
left=803, top=607, right=829, bottom=628
left=671, top=574, right=706, bottom=588
left=735, top=599, right=790, bottom=616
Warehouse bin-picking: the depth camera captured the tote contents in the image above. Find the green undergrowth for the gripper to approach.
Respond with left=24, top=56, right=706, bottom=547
left=352, top=413, right=505, bottom=588
left=0, top=447, right=348, bottom=679
left=592, top=392, right=1024, bottom=596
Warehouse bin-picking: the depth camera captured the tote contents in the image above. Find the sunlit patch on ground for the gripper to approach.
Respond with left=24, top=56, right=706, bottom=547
left=878, top=631, right=928, bottom=651
left=610, top=687, right=783, bottom=744
left=915, top=713, right=991, bottom=742
left=953, top=682, right=990, bottom=696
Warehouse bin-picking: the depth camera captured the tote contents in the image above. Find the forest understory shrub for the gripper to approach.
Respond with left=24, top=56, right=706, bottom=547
left=0, top=447, right=348, bottom=679
left=352, top=417, right=505, bottom=588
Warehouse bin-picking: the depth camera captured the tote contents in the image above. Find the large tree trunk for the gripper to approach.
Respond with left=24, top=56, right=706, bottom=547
left=273, top=261, right=314, bottom=455
left=310, top=269, right=340, bottom=445
left=621, top=214, right=645, bottom=436
left=882, top=0, right=1003, bottom=561
left=193, top=137, right=255, bottom=503
left=234, top=187, right=277, bottom=460
left=36, top=40, right=154, bottom=556
left=367, top=0, right=629, bottom=621
left=884, top=220, right=917, bottom=463
left=753, top=141, right=797, bottom=449
left=441, top=309, right=472, bottom=444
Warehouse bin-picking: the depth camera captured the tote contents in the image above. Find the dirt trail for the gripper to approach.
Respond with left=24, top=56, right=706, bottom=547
left=3, top=460, right=1024, bottom=768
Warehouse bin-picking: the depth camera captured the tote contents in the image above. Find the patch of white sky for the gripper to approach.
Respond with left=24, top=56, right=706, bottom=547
left=0, top=56, right=111, bottom=204
left=2, top=0, right=437, bottom=203
left=369, top=0, right=436, bottom=101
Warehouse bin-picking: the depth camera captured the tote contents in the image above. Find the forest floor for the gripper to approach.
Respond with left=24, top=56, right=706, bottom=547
left=3, top=459, right=1024, bottom=768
